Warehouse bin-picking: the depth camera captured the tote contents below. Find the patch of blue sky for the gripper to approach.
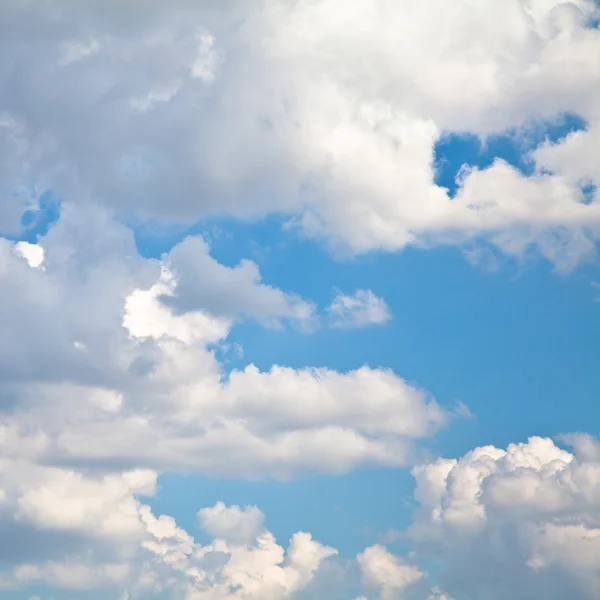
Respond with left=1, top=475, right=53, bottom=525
left=2, top=189, right=62, bottom=242
left=435, top=112, right=588, bottom=196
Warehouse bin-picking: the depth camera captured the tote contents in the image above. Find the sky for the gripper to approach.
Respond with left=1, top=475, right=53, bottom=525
left=0, top=1, right=600, bottom=599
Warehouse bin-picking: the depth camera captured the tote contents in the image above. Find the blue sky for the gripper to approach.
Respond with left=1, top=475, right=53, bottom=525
left=1, top=2, right=600, bottom=600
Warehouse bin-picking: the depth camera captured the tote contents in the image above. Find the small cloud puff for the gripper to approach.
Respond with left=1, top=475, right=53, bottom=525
left=327, top=289, right=392, bottom=329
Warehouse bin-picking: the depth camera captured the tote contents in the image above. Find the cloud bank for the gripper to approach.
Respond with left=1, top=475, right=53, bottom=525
left=1, top=0, right=599, bottom=267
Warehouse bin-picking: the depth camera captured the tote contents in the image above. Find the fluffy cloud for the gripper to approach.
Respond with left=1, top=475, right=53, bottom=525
left=327, top=289, right=391, bottom=329
left=162, top=236, right=316, bottom=329
left=0, top=202, right=448, bottom=596
left=409, top=435, right=600, bottom=600
left=197, top=502, right=266, bottom=546
left=533, top=121, right=600, bottom=189
left=0, top=204, right=450, bottom=479
left=1, top=475, right=442, bottom=600
left=3, top=365, right=448, bottom=479
left=1, top=0, right=599, bottom=267
left=357, top=545, right=423, bottom=600
left=0, top=471, right=339, bottom=600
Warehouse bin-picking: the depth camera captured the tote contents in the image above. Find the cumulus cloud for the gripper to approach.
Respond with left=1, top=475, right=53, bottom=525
left=534, top=123, right=599, bottom=187
left=0, top=472, right=442, bottom=600
left=161, top=235, right=317, bottom=330
left=327, top=289, right=391, bottom=329
left=0, top=473, right=339, bottom=599
left=409, top=436, right=600, bottom=600
left=0, top=203, right=452, bottom=596
left=1, top=0, right=599, bottom=267
left=197, top=502, right=266, bottom=546
left=357, top=545, right=423, bottom=600
left=0, top=204, right=451, bottom=479
left=4, top=220, right=600, bottom=600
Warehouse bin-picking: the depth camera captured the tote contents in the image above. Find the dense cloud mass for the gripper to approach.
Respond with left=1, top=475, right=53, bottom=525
left=1, top=0, right=599, bottom=599
left=410, top=436, right=600, bottom=600
left=1, top=0, right=600, bottom=264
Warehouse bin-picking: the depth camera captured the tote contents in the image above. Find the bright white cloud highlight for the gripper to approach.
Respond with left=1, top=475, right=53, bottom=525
left=15, top=241, right=45, bottom=268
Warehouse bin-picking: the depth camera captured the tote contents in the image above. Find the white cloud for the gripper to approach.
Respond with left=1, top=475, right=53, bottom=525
left=123, top=266, right=232, bottom=345
left=533, top=121, right=600, bottom=189
left=0, top=204, right=451, bottom=480
left=198, top=502, right=266, bottom=546
left=0, top=203, right=460, bottom=597
left=327, top=289, right=391, bottom=329
left=409, top=435, right=600, bottom=600
left=1, top=0, right=599, bottom=267
left=162, top=235, right=317, bottom=330
left=185, top=529, right=337, bottom=600
left=7, top=363, right=447, bottom=479
left=357, top=545, right=424, bottom=600
left=2, top=3, right=600, bottom=598
left=15, top=467, right=156, bottom=538
left=7, top=433, right=600, bottom=600
left=0, top=476, right=340, bottom=599
left=14, top=241, right=45, bottom=269
left=426, top=589, right=454, bottom=600
left=58, top=39, right=100, bottom=66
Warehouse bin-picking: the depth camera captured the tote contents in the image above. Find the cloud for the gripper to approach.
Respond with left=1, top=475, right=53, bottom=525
left=357, top=545, right=424, bottom=600
left=0, top=204, right=452, bottom=479
left=409, top=435, right=600, bottom=600
left=1, top=470, right=445, bottom=600
left=2, top=3, right=600, bottom=598
left=161, top=235, right=317, bottom=330
left=3, top=364, right=449, bottom=479
left=197, top=502, right=266, bottom=546
left=1, top=0, right=599, bottom=268
left=327, top=289, right=391, bottom=329
left=14, top=241, right=45, bottom=268
left=533, top=119, right=600, bottom=190
left=0, top=467, right=340, bottom=598
left=0, top=203, right=458, bottom=597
